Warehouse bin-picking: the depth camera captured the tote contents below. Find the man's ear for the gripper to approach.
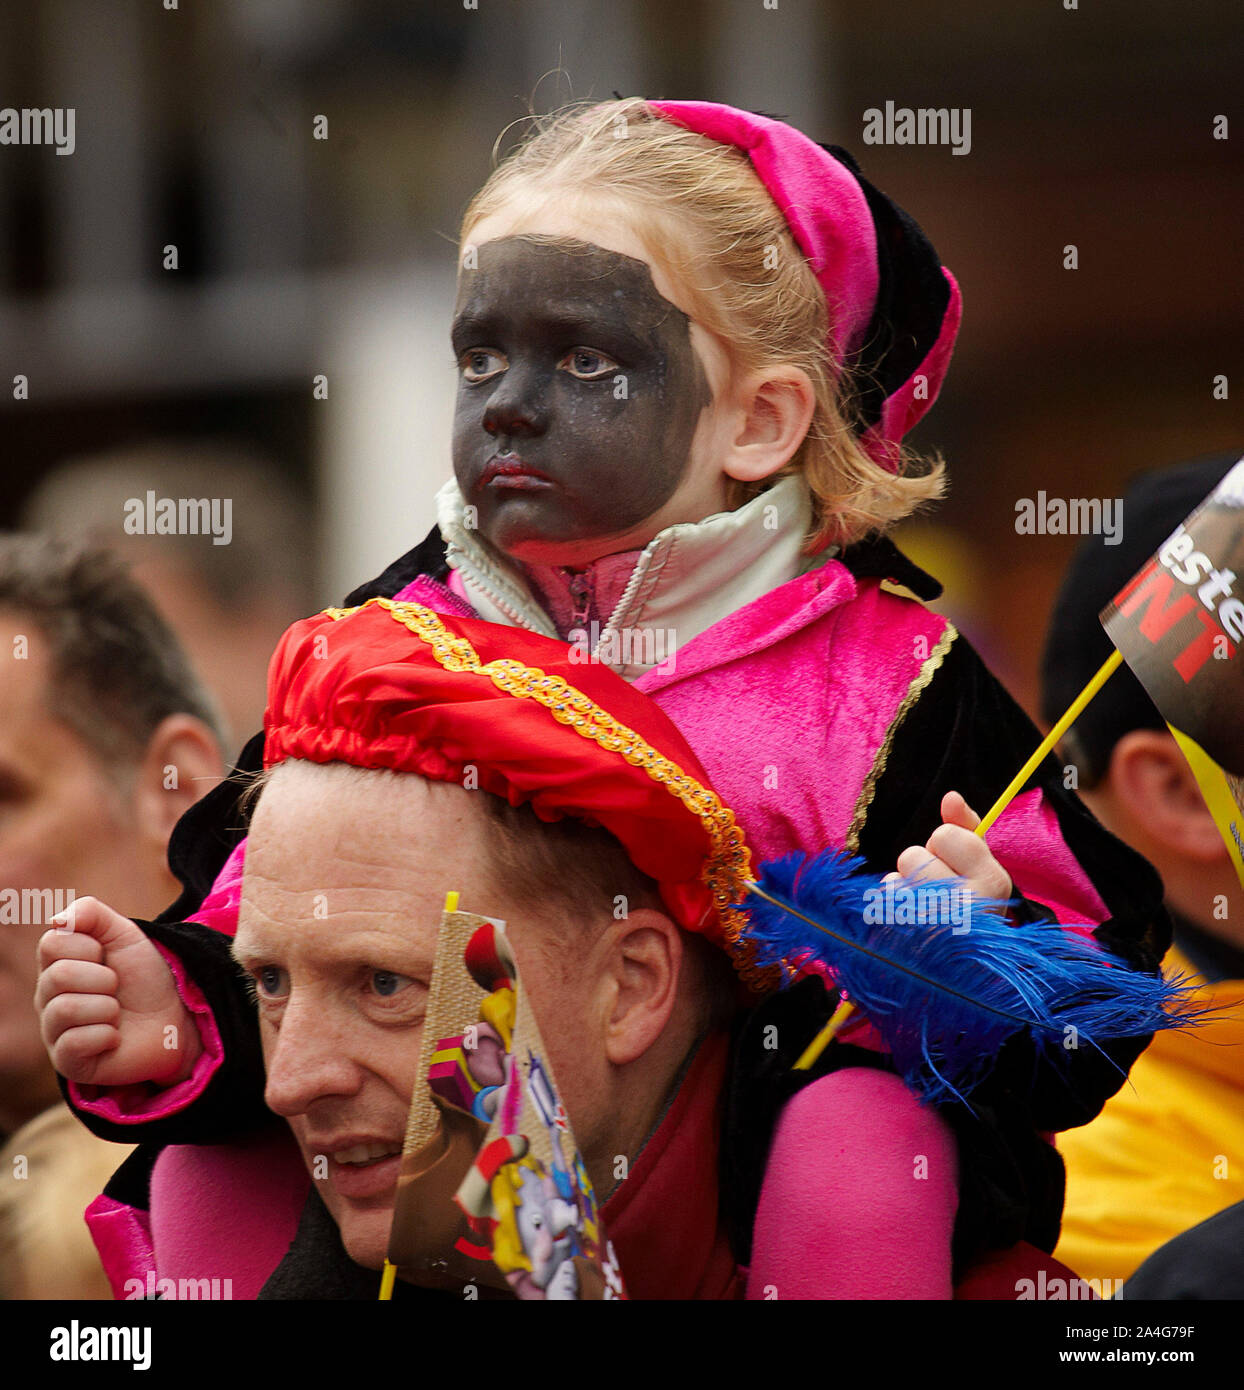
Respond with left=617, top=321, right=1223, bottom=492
left=1107, top=729, right=1228, bottom=862
left=720, top=365, right=817, bottom=486
left=601, top=908, right=683, bottom=1067
left=132, top=713, right=226, bottom=849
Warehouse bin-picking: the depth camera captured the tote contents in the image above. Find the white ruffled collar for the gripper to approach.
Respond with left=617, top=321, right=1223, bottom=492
left=436, top=475, right=828, bottom=679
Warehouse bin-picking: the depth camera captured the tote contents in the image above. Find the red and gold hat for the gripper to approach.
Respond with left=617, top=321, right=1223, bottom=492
left=264, top=597, right=768, bottom=987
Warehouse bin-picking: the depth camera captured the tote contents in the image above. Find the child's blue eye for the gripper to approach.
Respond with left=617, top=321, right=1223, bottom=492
left=561, top=349, right=617, bottom=380
left=460, top=349, right=505, bottom=382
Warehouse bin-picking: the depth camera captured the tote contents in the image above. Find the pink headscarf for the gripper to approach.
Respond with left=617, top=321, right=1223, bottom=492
left=650, top=100, right=961, bottom=474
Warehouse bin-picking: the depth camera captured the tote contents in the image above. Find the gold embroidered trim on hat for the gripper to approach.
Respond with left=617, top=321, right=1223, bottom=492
left=322, top=598, right=777, bottom=992
left=844, top=622, right=957, bottom=855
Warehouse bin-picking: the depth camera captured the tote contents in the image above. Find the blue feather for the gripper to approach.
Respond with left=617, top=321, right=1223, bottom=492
left=737, top=848, right=1205, bottom=1106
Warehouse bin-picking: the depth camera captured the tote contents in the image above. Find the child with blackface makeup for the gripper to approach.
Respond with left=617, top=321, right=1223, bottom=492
left=45, top=99, right=1171, bottom=1297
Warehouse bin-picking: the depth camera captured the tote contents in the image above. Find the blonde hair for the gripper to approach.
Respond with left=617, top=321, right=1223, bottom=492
left=459, top=97, right=946, bottom=551
left=0, top=1104, right=134, bottom=1300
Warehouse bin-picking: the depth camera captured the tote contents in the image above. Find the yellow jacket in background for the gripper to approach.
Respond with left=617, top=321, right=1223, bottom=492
left=1055, top=944, right=1244, bottom=1286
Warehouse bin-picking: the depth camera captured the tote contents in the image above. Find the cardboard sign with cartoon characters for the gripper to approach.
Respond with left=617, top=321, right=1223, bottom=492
left=386, top=907, right=625, bottom=1299
left=1102, top=455, right=1244, bottom=886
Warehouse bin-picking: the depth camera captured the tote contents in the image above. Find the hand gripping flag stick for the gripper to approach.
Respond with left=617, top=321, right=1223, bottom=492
left=786, top=651, right=1124, bottom=1072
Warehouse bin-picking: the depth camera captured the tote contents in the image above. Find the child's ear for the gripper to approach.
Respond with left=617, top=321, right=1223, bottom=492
left=720, top=366, right=817, bottom=485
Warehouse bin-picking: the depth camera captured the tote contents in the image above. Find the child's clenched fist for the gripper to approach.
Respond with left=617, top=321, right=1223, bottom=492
left=35, top=897, right=201, bottom=1088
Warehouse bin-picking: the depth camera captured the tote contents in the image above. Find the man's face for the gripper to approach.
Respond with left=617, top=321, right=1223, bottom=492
left=450, top=207, right=730, bottom=567
left=0, top=612, right=149, bottom=1131
left=236, top=763, right=604, bottom=1271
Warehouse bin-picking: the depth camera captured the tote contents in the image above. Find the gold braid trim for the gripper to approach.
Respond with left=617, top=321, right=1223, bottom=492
left=844, top=622, right=958, bottom=854
left=321, top=598, right=777, bottom=993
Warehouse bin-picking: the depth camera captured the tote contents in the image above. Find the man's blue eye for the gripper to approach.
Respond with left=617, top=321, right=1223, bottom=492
left=258, top=966, right=286, bottom=997
left=372, top=971, right=403, bottom=997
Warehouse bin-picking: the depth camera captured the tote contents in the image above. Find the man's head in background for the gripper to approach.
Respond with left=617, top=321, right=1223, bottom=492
left=0, top=536, right=225, bottom=1136
left=1040, top=452, right=1241, bottom=944
left=20, top=441, right=316, bottom=747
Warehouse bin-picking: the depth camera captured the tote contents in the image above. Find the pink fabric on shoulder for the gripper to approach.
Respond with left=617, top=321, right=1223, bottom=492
left=747, top=1067, right=958, bottom=1299
left=186, top=837, right=248, bottom=939
left=67, top=938, right=225, bottom=1125
left=641, top=571, right=1114, bottom=954
left=638, top=564, right=942, bottom=872
left=445, top=567, right=471, bottom=605
left=988, top=787, right=1107, bottom=935
left=396, top=572, right=478, bottom=618
left=85, top=1194, right=156, bottom=1300
left=149, top=1126, right=310, bottom=1299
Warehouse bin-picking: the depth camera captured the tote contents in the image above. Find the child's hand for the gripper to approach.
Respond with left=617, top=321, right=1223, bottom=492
left=891, top=791, right=1013, bottom=903
left=35, top=897, right=202, bottom=1088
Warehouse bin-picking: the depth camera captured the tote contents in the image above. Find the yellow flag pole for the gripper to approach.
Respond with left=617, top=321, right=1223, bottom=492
left=976, top=649, right=1123, bottom=835
left=791, top=649, right=1124, bottom=1072
left=380, top=888, right=462, bottom=1300
left=792, top=998, right=857, bottom=1071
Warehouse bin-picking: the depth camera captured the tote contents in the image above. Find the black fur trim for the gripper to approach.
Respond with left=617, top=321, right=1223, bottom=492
left=836, top=534, right=943, bottom=601
left=343, top=524, right=450, bottom=606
